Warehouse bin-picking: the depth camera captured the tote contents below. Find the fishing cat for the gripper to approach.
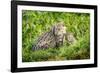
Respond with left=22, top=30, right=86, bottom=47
left=32, top=22, right=66, bottom=50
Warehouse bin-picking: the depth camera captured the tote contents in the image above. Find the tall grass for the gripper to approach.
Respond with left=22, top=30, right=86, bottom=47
left=22, top=10, right=90, bottom=62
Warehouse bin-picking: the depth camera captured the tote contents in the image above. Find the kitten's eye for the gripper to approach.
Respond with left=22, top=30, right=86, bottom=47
left=58, top=28, right=60, bottom=31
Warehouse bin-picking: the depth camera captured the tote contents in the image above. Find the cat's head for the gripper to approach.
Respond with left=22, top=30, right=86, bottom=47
left=53, top=22, right=66, bottom=36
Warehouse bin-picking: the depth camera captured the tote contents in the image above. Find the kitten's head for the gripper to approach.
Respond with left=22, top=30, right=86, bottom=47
left=53, top=22, right=66, bottom=36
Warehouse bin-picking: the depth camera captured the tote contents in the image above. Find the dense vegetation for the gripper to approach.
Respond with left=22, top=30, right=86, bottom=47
left=22, top=10, right=90, bottom=62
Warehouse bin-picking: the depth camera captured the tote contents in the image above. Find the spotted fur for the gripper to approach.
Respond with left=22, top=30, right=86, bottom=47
left=32, top=22, right=66, bottom=51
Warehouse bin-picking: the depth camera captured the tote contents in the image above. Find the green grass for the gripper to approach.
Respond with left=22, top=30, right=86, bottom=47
left=22, top=10, right=90, bottom=62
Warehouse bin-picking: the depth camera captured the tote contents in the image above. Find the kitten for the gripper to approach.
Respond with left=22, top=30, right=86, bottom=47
left=32, top=22, right=66, bottom=50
